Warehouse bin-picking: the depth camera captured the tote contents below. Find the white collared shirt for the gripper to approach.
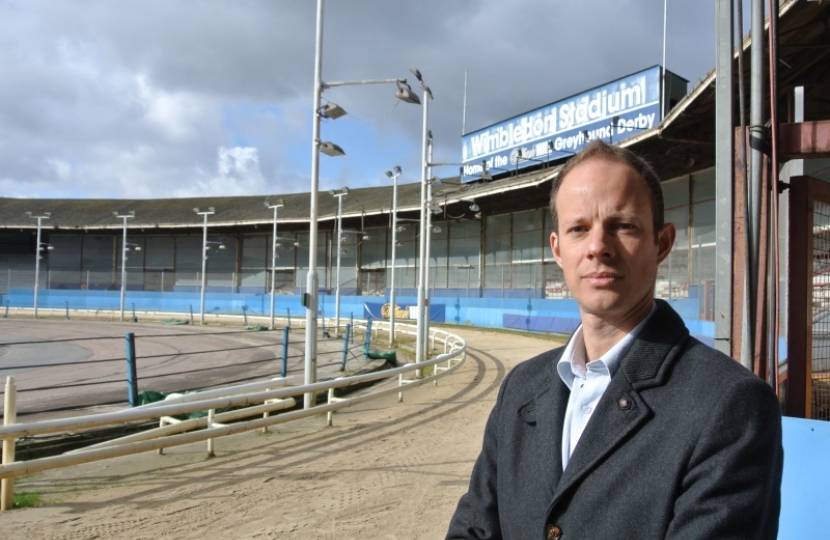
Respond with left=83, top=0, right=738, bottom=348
left=557, top=303, right=656, bottom=470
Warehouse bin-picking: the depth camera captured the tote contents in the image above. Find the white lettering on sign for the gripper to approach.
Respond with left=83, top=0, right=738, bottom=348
left=464, top=71, right=656, bottom=162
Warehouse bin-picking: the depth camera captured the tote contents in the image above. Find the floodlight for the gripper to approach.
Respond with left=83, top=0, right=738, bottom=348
left=320, top=142, right=346, bottom=157
left=320, top=102, right=347, bottom=119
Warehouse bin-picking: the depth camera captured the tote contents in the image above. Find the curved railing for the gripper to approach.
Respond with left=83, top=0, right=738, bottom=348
left=0, top=320, right=465, bottom=508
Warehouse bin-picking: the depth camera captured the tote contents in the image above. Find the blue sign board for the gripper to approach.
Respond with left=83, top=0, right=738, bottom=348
left=461, top=66, right=662, bottom=181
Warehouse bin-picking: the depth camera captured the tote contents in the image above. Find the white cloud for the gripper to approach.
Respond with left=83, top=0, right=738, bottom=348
left=134, top=74, right=208, bottom=142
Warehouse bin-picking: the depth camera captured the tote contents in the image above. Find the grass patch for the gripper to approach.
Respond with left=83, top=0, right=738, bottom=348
left=13, top=492, right=42, bottom=508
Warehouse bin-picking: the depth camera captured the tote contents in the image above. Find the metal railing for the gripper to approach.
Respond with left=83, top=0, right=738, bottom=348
left=0, top=320, right=466, bottom=509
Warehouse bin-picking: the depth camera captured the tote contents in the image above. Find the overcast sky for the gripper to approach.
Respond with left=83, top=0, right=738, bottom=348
left=0, top=0, right=725, bottom=200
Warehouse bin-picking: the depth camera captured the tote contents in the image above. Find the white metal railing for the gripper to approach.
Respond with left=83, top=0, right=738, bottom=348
left=0, top=321, right=465, bottom=510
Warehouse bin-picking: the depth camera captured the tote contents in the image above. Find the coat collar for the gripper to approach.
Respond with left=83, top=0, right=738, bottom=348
left=538, top=299, right=691, bottom=507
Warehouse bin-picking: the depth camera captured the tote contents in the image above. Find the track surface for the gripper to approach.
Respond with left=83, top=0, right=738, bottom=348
left=0, top=319, right=379, bottom=420
left=0, top=327, right=560, bottom=539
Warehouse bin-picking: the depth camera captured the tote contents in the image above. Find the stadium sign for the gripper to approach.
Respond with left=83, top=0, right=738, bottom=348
left=461, top=66, right=662, bottom=181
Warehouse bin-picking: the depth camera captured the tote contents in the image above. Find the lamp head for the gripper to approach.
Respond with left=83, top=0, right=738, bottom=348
left=320, top=102, right=347, bottom=119
left=320, top=141, right=346, bottom=157
left=393, top=165, right=402, bottom=175
left=395, top=81, right=421, bottom=105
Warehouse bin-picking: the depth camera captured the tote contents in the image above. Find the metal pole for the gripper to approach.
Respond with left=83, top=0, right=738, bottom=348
left=125, top=333, right=138, bottom=407
left=334, top=194, right=343, bottom=333
left=415, top=82, right=430, bottom=369
left=281, top=325, right=289, bottom=377
left=714, top=0, right=734, bottom=356
left=200, top=212, right=208, bottom=325
left=120, top=216, right=128, bottom=322
left=33, top=218, right=41, bottom=318
left=1, top=376, right=16, bottom=511
left=270, top=205, right=279, bottom=330
left=424, top=137, right=434, bottom=354
left=389, top=172, right=399, bottom=345
left=661, top=0, right=668, bottom=120
left=342, top=323, right=351, bottom=368
left=364, top=318, right=373, bottom=358
left=305, top=0, right=324, bottom=408
left=742, top=0, right=765, bottom=370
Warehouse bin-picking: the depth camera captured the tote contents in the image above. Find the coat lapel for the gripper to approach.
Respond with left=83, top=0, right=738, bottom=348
left=549, top=300, right=690, bottom=505
left=518, top=350, right=570, bottom=497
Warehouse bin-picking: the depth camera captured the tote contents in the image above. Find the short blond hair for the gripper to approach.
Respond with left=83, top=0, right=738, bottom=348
left=549, top=139, right=665, bottom=242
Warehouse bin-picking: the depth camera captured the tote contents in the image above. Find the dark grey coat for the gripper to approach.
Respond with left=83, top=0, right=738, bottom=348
left=447, top=300, right=783, bottom=540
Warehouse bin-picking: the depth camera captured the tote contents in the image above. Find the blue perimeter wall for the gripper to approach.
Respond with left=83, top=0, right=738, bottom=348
left=1, top=289, right=715, bottom=344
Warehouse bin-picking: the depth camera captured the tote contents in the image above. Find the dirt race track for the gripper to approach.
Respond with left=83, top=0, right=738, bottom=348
left=0, top=326, right=560, bottom=539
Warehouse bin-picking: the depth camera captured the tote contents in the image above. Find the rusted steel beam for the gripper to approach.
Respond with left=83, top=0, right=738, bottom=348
left=779, top=120, right=830, bottom=160
left=787, top=176, right=810, bottom=418
left=732, top=127, right=749, bottom=362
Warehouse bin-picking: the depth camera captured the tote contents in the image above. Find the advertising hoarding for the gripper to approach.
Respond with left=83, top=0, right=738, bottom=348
left=461, top=66, right=662, bottom=181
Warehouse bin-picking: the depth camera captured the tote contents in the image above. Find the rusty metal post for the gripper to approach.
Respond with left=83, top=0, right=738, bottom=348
left=732, top=128, right=749, bottom=361
left=753, top=156, right=770, bottom=381
left=787, top=177, right=809, bottom=417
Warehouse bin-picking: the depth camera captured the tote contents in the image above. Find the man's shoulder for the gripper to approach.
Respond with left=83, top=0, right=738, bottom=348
left=677, top=337, right=764, bottom=383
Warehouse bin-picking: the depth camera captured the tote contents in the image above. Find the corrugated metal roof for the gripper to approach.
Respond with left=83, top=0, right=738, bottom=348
left=0, top=167, right=561, bottom=232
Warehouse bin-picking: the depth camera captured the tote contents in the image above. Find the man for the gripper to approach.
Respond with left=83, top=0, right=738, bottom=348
left=446, top=140, right=783, bottom=539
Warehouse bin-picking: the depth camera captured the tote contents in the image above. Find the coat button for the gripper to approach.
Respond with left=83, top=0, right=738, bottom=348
left=546, top=524, right=562, bottom=539
left=618, top=397, right=631, bottom=410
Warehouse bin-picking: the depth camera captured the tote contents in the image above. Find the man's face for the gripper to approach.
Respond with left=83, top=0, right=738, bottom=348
left=550, top=158, right=675, bottom=322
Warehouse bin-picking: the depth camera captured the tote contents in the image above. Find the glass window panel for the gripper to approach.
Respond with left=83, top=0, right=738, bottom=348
left=449, top=265, right=479, bottom=290
left=484, top=264, right=510, bottom=289
left=692, top=168, right=715, bottom=203
left=485, top=234, right=510, bottom=266
left=82, top=236, right=114, bottom=270
left=360, top=269, right=386, bottom=296
left=241, top=270, right=265, bottom=288
left=692, top=200, right=716, bottom=241
left=512, top=263, right=543, bottom=289
left=487, top=213, right=510, bottom=233
left=428, top=263, right=447, bottom=289
left=360, top=226, right=386, bottom=269
left=49, top=236, right=82, bottom=268
left=663, top=176, right=690, bottom=209
left=451, top=219, right=480, bottom=238
left=665, top=206, right=689, bottom=249
left=512, top=231, right=543, bottom=264
left=388, top=266, right=416, bottom=289
left=176, top=236, right=202, bottom=270
left=242, top=235, right=267, bottom=268
left=514, top=209, right=544, bottom=232
left=449, top=235, right=479, bottom=265
left=145, top=237, right=175, bottom=269
left=429, top=237, right=448, bottom=265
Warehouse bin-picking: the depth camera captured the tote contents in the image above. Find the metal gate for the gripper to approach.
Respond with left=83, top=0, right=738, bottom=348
left=787, top=175, right=830, bottom=419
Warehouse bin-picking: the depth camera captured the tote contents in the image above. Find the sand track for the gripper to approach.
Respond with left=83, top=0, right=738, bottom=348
left=0, top=328, right=559, bottom=539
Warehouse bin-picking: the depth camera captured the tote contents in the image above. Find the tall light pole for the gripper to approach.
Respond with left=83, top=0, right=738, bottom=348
left=411, top=68, right=433, bottom=369
left=330, top=187, right=349, bottom=334
left=113, top=211, right=136, bottom=322
left=265, top=200, right=284, bottom=330
left=305, top=0, right=420, bottom=408
left=385, top=167, right=402, bottom=345
left=423, top=134, right=435, bottom=354
left=26, top=212, right=51, bottom=318
left=194, top=207, right=216, bottom=325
